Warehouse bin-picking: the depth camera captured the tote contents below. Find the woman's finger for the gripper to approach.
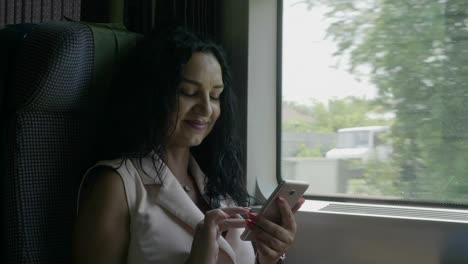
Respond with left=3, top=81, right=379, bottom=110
left=218, top=218, right=246, bottom=232
left=204, top=209, right=229, bottom=225
left=256, top=239, right=281, bottom=262
left=221, top=207, right=250, bottom=217
left=291, top=197, right=306, bottom=213
left=232, top=213, right=243, bottom=219
left=252, top=226, right=289, bottom=253
left=277, top=196, right=296, bottom=233
left=202, top=208, right=250, bottom=231
left=253, top=217, right=291, bottom=245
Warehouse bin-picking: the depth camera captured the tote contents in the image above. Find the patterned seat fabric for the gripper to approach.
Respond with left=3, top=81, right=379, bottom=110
left=2, top=21, right=95, bottom=264
left=1, top=20, right=143, bottom=264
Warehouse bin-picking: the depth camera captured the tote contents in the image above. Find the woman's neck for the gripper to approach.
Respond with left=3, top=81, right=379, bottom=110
left=165, top=146, right=191, bottom=179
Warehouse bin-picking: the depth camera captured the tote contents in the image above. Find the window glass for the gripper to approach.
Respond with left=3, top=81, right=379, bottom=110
left=281, top=0, right=468, bottom=204
left=336, top=131, right=370, bottom=148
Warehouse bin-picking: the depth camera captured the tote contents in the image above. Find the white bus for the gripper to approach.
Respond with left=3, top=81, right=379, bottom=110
left=325, top=126, right=392, bottom=161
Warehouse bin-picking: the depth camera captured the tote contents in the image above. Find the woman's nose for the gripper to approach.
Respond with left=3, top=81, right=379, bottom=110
left=195, top=94, right=213, bottom=116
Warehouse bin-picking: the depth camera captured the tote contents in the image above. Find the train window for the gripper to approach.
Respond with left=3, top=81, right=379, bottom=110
left=280, top=0, right=468, bottom=206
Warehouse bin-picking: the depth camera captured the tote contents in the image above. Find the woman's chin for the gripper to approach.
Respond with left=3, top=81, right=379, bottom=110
left=189, top=139, right=204, bottom=147
left=187, top=136, right=205, bottom=147
left=168, top=133, right=207, bottom=148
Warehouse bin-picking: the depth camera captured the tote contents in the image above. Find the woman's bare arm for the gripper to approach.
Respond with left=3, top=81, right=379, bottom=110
left=73, top=167, right=130, bottom=264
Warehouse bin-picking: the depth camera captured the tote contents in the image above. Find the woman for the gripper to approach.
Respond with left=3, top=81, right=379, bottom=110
left=73, top=27, right=304, bottom=264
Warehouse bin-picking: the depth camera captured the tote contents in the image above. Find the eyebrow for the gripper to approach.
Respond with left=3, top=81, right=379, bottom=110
left=181, top=77, right=224, bottom=89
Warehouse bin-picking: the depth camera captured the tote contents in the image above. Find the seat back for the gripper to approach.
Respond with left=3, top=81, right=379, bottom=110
left=1, top=21, right=142, bottom=264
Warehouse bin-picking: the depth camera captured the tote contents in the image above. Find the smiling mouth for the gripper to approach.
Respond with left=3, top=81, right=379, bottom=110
left=185, top=120, right=209, bottom=130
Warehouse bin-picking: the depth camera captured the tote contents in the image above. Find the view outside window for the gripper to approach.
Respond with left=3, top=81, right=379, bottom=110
left=281, top=0, right=468, bottom=204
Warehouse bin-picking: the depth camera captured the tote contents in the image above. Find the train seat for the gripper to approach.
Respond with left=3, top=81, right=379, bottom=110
left=0, top=20, right=142, bottom=264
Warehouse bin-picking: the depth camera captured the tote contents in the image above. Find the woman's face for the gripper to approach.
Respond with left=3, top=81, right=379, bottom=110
left=167, top=51, right=224, bottom=148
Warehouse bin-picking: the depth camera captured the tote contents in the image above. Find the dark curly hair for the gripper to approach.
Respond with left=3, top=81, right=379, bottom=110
left=100, top=27, right=249, bottom=208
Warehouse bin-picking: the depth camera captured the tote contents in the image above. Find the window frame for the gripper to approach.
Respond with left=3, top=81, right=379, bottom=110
left=238, top=2, right=468, bottom=262
left=260, top=0, right=468, bottom=209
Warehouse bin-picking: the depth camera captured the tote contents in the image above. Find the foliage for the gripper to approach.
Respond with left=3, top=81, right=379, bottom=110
left=348, top=158, right=402, bottom=197
left=295, top=143, right=323, bottom=157
left=283, top=97, right=391, bottom=133
left=303, top=0, right=468, bottom=203
left=283, top=119, right=315, bottom=133
left=283, top=101, right=315, bottom=116
left=312, top=97, right=390, bottom=133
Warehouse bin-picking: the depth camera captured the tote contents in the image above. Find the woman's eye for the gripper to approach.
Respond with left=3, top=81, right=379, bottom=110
left=210, top=91, right=223, bottom=100
left=180, top=90, right=196, bottom=97
left=210, top=95, right=220, bottom=100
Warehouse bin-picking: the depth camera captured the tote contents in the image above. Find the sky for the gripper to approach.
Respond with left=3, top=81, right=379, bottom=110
left=282, top=0, right=377, bottom=105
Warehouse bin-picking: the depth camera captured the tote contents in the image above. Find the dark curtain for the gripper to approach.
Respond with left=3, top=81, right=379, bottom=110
left=125, top=0, right=220, bottom=40
left=0, top=0, right=219, bottom=40
left=80, top=0, right=119, bottom=23
left=0, top=0, right=81, bottom=28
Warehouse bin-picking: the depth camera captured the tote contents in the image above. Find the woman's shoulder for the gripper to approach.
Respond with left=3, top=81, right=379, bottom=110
left=86, top=157, right=142, bottom=179
left=89, top=155, right=162, bottom=186
left=92, top=157, right=131, bottom=169
left=78, top=157, right=137, bottom=204
left=86, top=166, right=126, bottom=196
left=77, top=161, right=130, bottom=215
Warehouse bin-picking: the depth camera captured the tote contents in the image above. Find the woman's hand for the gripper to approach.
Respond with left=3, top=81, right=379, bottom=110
left=186, top=207, right=250, bottom=264
left=247, top=197, right=305, bottom=264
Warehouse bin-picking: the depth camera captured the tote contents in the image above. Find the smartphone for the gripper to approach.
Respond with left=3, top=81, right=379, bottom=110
left=240, top=179, right=309, bottom=241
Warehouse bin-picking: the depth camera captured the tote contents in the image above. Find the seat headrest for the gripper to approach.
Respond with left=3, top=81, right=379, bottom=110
left=11, top=21, right=94, bottom=112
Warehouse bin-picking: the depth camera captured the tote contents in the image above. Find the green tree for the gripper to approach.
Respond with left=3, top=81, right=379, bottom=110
left=282, top=97, right=390, bottom=133
left=282, top=101, right=315, bottom=132
left=283, top=119, right=315, bottom=133
left=302, top=0, right=468, bottom=202
left=312, top=97, right=389, bottom=133
left=295, top=143, right=323, bottom=157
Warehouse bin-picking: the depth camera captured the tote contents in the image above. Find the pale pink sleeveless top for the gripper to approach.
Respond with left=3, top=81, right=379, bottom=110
left=77, top=154, right=255, bottom=264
